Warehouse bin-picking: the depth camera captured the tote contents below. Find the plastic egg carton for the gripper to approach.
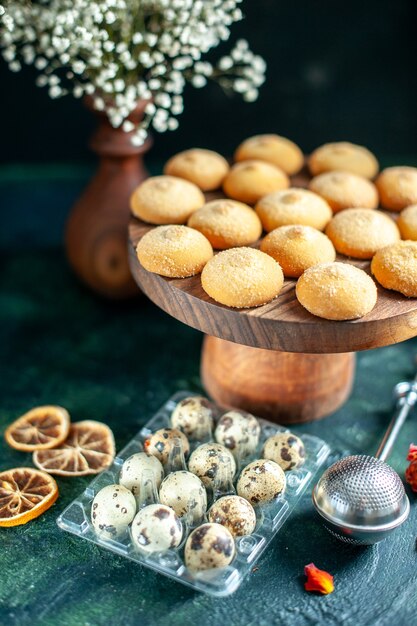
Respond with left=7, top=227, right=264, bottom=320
left=57, top=391, right=330, bottom=597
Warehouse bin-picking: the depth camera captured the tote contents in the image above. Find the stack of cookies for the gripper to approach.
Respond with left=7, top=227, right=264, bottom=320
left=132, top=137, right=417, bottom=321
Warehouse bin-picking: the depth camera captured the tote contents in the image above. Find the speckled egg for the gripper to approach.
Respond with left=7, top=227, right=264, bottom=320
left=184, top=523, right=235, bottom=571
left=262, top=432, right=306, bottom=471
left=214, top=410, right=261, bottom=458
left=119, top=452, right=164, bottom=496
left=208, top=495, right=256, bottom=537
left=144, top=428, right=190, bottom=464
left=188, top=443, right=237, bottom=490
left=131, top=503, right=182, bottom=553
left=237, top=459, right=286, bottom=505
left=91, top=484, right=136, bottom=539
left=171, top=396, right=215, bottom=440
left=159, top=470, right=207, bottom=518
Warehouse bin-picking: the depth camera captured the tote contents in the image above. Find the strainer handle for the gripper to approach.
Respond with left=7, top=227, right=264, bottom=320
left=375, top=381, right=417, bottom=462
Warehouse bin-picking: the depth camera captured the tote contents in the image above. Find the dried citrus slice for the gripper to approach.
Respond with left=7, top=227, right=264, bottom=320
left=5, top=405, right=70, bottom=452
left=33, top=421, right=115, bottom=476
left=0, top=467, right=59, bottom=527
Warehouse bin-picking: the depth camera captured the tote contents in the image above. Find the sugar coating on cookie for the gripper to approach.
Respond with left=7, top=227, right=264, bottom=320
left=234, top=134, right=304, bottom=175
left=309, top=171, right=379, bottom=212
left=223, top=160, right=289, bottom=205
left=136, top=225, right=213, bottom=278
left=201, top=247, right=284, bottom=308
left=376, top=167, right=417, bottom=211
left=261, top=225, right=336, bottom=277
left=325, top=208, right=400, bottom=259
left=130, top=175, right=205, bottom=224
left=188, top=199, right=262, bottom=249
left=255, top=188, right=332, bottom=232
left=397, top=205, right=417, bottom=240
left=309, top=142, right=379, bottom=179
left=371, top=241, right=417, bottom=297
left=296, top=262, right=377, bottom=320
left=164, top=148, right=229, bottom=191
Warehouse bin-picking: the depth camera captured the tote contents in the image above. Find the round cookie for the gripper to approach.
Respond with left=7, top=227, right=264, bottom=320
left=296, top=262, right=377, bottom=320
left=261, top=225, right=336, bottom=277
left=325, top=208, right=400, bottom=259
left=188, top=199, right=262, bottom=249
left=130, top=175, right=205, bottom=224
left=309, top=142, right=379, bottom=179
left=164, top=148, right=229, bottom=191
left=371, top=241, right=417, bottom=297
left=255, top=188, right=332, bottom=232
left=136, top=225, right=213, bottom=278
left=234, top=134, right=304, bottom=175
left=308, top=171, right=379, bottom=212
left=397, top=204, right=417, bottom=240
left=223, top=160, right=289, bottom=205
left=376, top=166, right=417, bottom=211
left=262, top=432, right=305, bottom=471
left=201, top=247, right=284, bottom=308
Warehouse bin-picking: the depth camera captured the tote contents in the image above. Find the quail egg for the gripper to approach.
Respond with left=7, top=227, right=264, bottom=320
left=131, top=503, right=182, bottom=553
left=262, top=432, right=306, bottom=471
left=188, top=443, right=237, bottom=490
left=144, top=428, right=190, bottom=464
left=214, top=410, right=261, bottom=458
left=185, top=522, right=235, bottom=571
left=208, top=495, right=256, bottom=537
left=119, top=452, right=164, bottom=496
left=91, top=484, right=136, bottom=539
left=171, top=396, right=215, bottom=440
left=159, top=470, right=207, bottom=518
left=237, top=459, right=286, bottom=505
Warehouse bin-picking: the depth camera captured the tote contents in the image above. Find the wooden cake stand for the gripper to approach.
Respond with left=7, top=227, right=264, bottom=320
left=128, top=214, right=417, bottom=424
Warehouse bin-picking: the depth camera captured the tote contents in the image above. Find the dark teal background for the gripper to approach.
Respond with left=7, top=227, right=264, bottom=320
left=1, top=0, right=417, bottom=165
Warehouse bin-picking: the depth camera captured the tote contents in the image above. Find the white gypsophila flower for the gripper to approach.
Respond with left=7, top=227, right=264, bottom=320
left=0, top=0, right=266, bottom=142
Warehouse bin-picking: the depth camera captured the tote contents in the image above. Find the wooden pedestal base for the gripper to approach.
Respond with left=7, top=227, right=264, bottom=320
left=201, top=336, right=355, bottom=423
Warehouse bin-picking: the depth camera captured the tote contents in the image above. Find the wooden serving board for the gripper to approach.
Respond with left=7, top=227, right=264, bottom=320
left=128, top=217, right=417, bottom=355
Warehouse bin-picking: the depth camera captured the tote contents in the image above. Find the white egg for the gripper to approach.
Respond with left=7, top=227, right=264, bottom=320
left=184, top=523, right=235, bottom=571
left=215, top=410, right=261, bottom=458
left=91, top=484, right=136, bottom=539
left=171, top=396, right=214, bottom=440
left=159, top=470, right=207, bottom=518
left=188, top=443, right=236, bottom=490
left=119, top=452, right=164, bottom=496
left=131, top=503, right=182, bottom=553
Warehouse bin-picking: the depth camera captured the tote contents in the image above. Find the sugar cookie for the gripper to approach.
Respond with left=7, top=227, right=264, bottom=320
left=309, top=171, right=379, bottom=212
left=164, top=148, right=229, bottom=191
left=223, top=160, right=289, bottom=205
left=397, top=204, right=417, bottom=240
left=325, top=208, right=400, bottom=259
left=234, top=134, right=304, bottom=175
left=296, top=262, right=377, bottom=320
left=201, top=247, right=284, bottom=308
left=188, top=199, right=262, bottom=249
left=261, top=225, right=336, bottom=277
left=371, top=241, right=417, bottom=297
left=130, top=175, right=205, bottom=224
left=376, top=167, right=417, bottom=211
left=136, top=225, right=213, bottom=278
left=309, top=142, right=379, bottom=179
left=255, top=188, right=332, bottom=232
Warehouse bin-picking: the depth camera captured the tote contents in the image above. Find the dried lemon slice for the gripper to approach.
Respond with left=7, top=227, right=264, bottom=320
left=5, top=405, right=71, bottom=452
left=0, top=467, right=59, bottom=527
left=33, top=421, right=115, bottom=476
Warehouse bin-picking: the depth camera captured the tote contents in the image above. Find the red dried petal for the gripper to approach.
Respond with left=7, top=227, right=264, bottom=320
left=405, top=461, right=417, bottom=492
left=407, top=444, right=417, bottom=462
left=304, top=562, right=334, bottom=595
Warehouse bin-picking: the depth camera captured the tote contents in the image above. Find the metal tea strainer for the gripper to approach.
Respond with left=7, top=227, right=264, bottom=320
left=312, top=374, right=417, bottom=544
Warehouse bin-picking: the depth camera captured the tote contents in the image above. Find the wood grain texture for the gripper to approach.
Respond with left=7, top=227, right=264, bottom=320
left=201, top=336, right=355, bottom=422
left=128, top=217, right=417, bottom=354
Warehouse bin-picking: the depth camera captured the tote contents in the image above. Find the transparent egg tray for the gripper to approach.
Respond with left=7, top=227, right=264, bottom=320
left=57, top=391, right=330, bottom=597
